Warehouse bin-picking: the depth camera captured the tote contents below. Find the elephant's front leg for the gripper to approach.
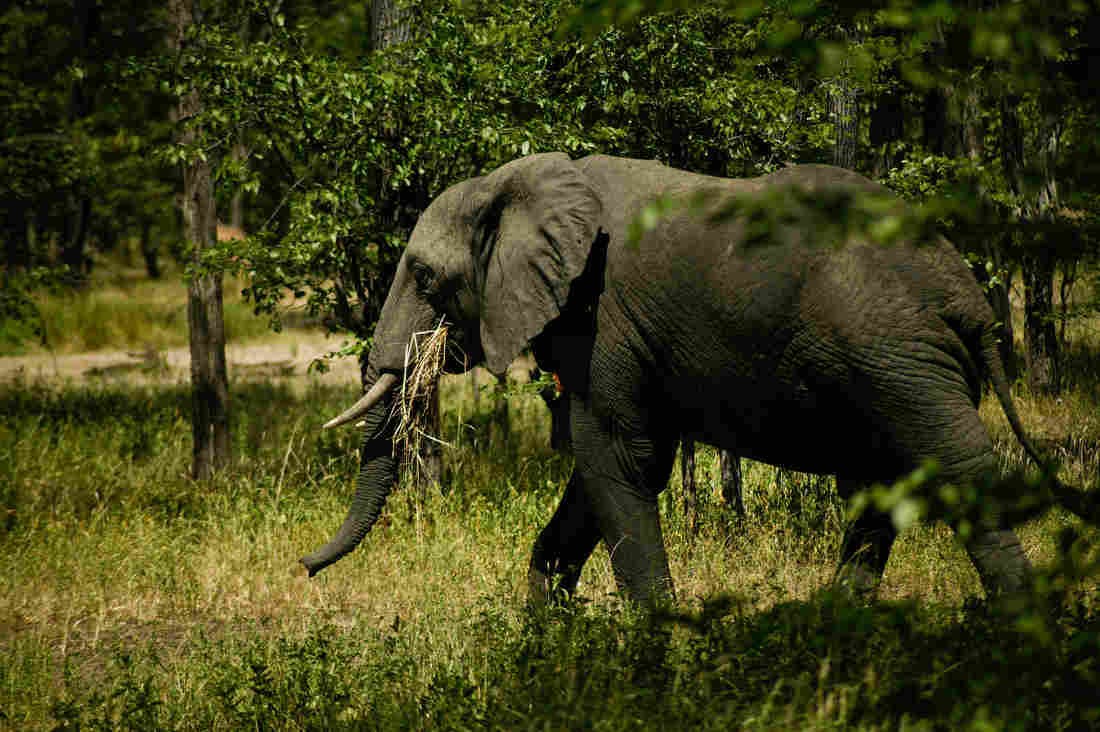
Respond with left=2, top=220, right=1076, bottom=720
left=528, top=470, right=602, bottom=605
left=571, top=395, right=678, bottom=604
left=834, top=477, right=898, bottom=598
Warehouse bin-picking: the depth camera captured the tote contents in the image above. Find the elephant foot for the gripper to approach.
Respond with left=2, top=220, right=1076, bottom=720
left=831, top=563, right=882, bottom=602
left=967, top=529, right=1033, bottom=597
left=527, top=558, right=584, bottom=608
left=527, top=562, right=553, bottom=607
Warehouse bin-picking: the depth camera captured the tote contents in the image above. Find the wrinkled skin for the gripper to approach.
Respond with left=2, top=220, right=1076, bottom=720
left=304, top=153, right=1040, bottom=603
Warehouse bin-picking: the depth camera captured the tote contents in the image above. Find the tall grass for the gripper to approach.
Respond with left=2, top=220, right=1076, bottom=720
left=1, top=274, right=274, bottom=355
left=2, top=370, right=1098, bottom=730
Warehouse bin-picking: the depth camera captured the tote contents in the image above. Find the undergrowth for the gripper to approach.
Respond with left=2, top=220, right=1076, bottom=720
left=1, top=376, right=1098, bottom=730
left=23, top=596, right=1100, bottom=730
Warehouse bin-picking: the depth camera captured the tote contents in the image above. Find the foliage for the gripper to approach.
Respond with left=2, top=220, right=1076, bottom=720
left=169, top=0, right=1100, bottom=362
left=6, top=0, right=1099, bottom=348
left=567, top=0, right=1097, bottom=87
left=0, top=267, right=54, bottom=352
left=182, top=0, right=842, bottom=345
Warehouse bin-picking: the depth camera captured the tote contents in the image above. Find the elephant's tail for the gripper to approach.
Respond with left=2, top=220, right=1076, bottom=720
left=981, top=326, right=1100, bottom=524
left=980, top=326, right=1045, bottom=469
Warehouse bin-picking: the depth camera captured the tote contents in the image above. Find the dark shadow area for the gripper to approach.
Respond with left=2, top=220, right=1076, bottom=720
left=43, top=592, right=1100, bottom=730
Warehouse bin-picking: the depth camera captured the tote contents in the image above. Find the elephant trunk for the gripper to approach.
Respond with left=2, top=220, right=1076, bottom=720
left=300, top=369, right=398, bottom=577
left=303, top=255, right=442, bottom=576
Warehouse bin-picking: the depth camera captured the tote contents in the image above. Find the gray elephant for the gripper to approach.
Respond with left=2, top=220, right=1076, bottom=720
left=303, top=152, right=1047, bottom=603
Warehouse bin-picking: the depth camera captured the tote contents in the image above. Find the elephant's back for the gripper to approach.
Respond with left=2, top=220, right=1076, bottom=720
left=760, top=163, right=890, bottom=195
left=575, top=154, right=762, bottom=203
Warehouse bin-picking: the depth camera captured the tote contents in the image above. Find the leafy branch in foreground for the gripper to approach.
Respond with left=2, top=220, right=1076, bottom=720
left=849, top=460, right=1100, bottom=619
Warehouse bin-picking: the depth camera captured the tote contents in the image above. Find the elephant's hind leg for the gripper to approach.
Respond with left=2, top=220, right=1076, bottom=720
left=528, top=469, right=602, bottom=605
left=876, top=387, right=1032, bottom=597
left=915, top=413, right=1033, bottom=597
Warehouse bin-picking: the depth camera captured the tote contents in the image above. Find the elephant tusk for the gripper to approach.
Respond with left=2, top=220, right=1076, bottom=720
left=323, top=372, right=398, bottom=430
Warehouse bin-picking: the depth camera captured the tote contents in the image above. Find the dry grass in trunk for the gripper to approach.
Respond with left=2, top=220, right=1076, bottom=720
left=394, top=320, right=450, bottom=485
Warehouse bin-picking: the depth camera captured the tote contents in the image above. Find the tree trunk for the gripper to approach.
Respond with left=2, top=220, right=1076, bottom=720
left=922, top=87, right=949, bottom=155
left=869, top=87, right=903, bottom=178
left=1001, top=94, right=1062, bottom=394
left=920, top=24, right=962, bottom=159
left=1024, top=247, right=1061, bottom=393
left=719, top=449, right=743, bottom=518
left=830, top=77, right=860, bottom=171
left=960, top=85, right=984, bottom=162
left=1058, top=256, right=1078, bottom=352
left=170, top=0, right=231, bottom=479
left=369, top=0, right=413, bottom=48
left=1034, top=109, right=1063, bottom=390
left=681, top=437, right=697, bottom=537
left=3, top=204, right=30, bottom=270
left=975, top=240, right=1017, bottom=380
left=951, top=81, right=1017, bottom=381
left=61, top=196, right=91, bottom=281
left=828, top=28, right=862, bottom=171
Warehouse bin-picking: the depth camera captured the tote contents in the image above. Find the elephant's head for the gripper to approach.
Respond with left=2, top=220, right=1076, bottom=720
left=300, top=153, right=603, bottom=576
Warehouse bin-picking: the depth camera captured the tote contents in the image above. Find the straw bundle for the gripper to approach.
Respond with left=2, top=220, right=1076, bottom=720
left=394, top=319, right=450, bottom=484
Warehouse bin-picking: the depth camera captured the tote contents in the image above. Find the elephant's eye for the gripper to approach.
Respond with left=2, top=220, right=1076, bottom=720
left=412, top=263, right=436, bottom=296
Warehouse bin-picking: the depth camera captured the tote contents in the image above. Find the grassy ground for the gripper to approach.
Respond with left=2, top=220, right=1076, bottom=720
left=1, top=280, right=1099, bottom=729
left=0, top=267, right=276, bottom=356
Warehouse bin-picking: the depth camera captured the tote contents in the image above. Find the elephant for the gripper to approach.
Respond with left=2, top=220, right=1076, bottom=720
left=302, top=152, right=1051, bottom=603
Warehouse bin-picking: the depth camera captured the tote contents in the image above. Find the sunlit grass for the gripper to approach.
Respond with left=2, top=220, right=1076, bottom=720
left=2, top=370, right=1097, bottom=729
left=1, top=268, right=279, bottom=356
left=34, top=277, right=272, bottom=354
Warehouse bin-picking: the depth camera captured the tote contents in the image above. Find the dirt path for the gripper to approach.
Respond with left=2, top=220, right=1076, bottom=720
left=0, top=331, right=362, bottom=388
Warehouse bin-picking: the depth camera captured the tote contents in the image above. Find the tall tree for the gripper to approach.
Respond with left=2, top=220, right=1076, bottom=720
left=931, top=73, right=1020, bottom=381
left=868, top=84, right=903, bottom=179
left=370, top=0, right=412, bottom=47
left=830, top=81, right=859, bottom=170
left=1022, top=128, right=1063, bottom=394
left=169, top=0, right=231, bottom=479
left=829, top=69, right=859, bottom=170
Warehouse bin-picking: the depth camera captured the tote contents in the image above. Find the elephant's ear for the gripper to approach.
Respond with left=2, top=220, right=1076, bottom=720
left=477, top=153, right=602, bottom=374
